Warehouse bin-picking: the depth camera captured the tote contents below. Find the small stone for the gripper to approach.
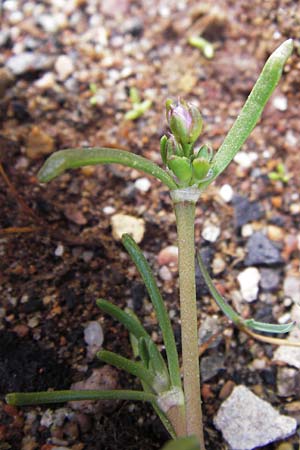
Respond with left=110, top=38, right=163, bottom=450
left=245, top=232, right=283, bottom=266
left=241, top=224, right=253, bottom=238
left=198, top=316, right=222, bottom=349
left=273, top=327, right=300, bottom=369
left=212, top=255, right=226, bottom=275
left=55, top=55, right=74, bottom=81
left=200, top=354, right=224, bottom=382
left=277, top=367, right=299, bottom=397
left=111, top=214, right=145, bottom=243
left=219, top=184, right=233, bottom=203
left=103, top=206, right=116, bottom=215
left=201, top=223, right=220, bottom=243
left=134, top=177, right=151, bottom=193
left=6, top=52, right=53, bottom=75
left=284, top=275, right=300, bottom=305
left=0, top=67, right=15, bottom=97
left=273, top=95, right=288, bottom=111
left=36, top=14, right=64, bottom=33
left=214, top=385, right=297, bottom=450
left=157, top=246, right=178, bottom=266
left=35, top=72, right=56, bottom=90
left=159, top=265, right=172, bottom=281
left=63, top=204, right=87, bottom=225
left=290, top=203, right=300, bottom=215
left=237, top=267, right=261, bottom=302
left=70, top=366, right=118, bottom=414
left=54, top=244, right=64, bottom=257
left=234, top=151, right=258, bottom=169
left=233, top=196, right=264, bottom=228
left=26, top=126, right=55, bottom=159
left=84, top=321, right=104, bottom=359
left=267, top=225, right=284, bottom=241
left=259, top=268, right=281, bottom=292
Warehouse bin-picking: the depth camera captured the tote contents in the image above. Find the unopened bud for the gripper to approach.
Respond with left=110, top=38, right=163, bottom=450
left=192, top=158, right=211, bottom=181
left=166, top=99, right=203, bottom=150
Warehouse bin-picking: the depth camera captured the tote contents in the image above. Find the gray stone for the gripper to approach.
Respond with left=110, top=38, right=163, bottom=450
left=259, top=268, right=281, bottom=292
left=277, top=367, right=299, bottom=397
left=245, top=232, right=283, bottom=266
left=198, top=316, right=222, bottom=349
left=84, top=321, right=104, bottom=359
left=233, top=196, right=264, bottom=228
left=284, top=275, right=300, bottom=305
left=214, top=385, right=297, bottom=450
left=273, top=327, right=300, bottom=369
left=200, top=354, right=224, bottom=382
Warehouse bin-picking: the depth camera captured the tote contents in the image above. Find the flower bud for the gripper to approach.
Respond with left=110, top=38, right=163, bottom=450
left=160, top=134, right=183, bottom=165
left=167, top=156, right=192, bottom=183
left=166, top=99, right=203, bottom=150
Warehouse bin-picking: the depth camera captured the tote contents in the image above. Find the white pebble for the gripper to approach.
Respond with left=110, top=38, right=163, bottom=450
left=54, top=244, right=64, bottom=257
left=103, top=205, right=116, bottom=215
left=219, top=184, right=233, bottom=203
left=35, top=72, right=56, bottom=89
left=111, top=214, right=145, bottom=243
left=55, top=55, right=74, bottom=80
left=84, top=321, right=104, bottom=358
left=273, top=95, right=288, bottom=111
left=201, top=223, right=220, bottom=243
left=241, top=224, right=254, bottom=238
left=234, top=151, right=257, bottom=169
left=159, top=265, right=172, bottom=281
left=134, top=177, right=151, bottom=193
left=237, top=267, right=261, bottom=302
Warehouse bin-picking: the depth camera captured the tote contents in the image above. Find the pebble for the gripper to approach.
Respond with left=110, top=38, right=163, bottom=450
left=259, top=268, right=281, bottom=292
left=110, top=213, right=145, bottom=243
left=233, top=196, right=264, bottom=228
left=201, top=223, right=220, bottom=243
left=0, top=67, right=15, bottom=97
left=273, top=327, right=300, bottom=369
left=277, top=367, right=299, bottom=397
left=267, top=225, right=284, bottom=242
left=201, top=354, right=225, bottom=382
left=214, top=385, right=297, bottom=450
left=241, top=224, right=253, bottom=238
left=212, top=255, right=226, bottom=275
left=283, top=275, right=300, bottom=305
left=35, top=72, right=56, bottom=90
left=36, top=14, right=65, bottom=33
left=70, top=366, right=118, bottom=414
left=198, top=315, right=222, bottom=349
left=158, top=265, right=172, bottom=281
left=84, top=321, right=104, bottom=359
left=157, top=246, right=178, bottom=266
left=26, top=126, right=55, bottom=159
left=6, top=52, right=53, bottom=75
left=237, top=267, right=261, bottom=302
left=134, top=177, right=151, bottom=193
left=272, top=95, right=288, bottom=111
left=54, top=244, right=64, bottom=257
left=103, top=206, right=116, bottom=215
left=55, top=55, right=74, bottom=81
left=219, top=184, right=233, bottom=203
left=290, top=203, right=300, bottom=215
left=245, top=232, right=283, bottom=266
left=233, top=151, right=258, bottom=169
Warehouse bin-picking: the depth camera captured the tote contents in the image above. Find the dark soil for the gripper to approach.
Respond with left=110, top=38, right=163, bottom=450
left=1, top=1, right=300, bottom=449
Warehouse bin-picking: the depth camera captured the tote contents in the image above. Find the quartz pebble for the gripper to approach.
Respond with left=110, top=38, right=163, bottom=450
left=237, top=267, right=261, bottom=302
left=6, top=52, right=53, bottom=75
left=273, top=95, right=288, bottom=111
left=159, top=265, right=172, bottom=281
left=134, top=177, right=151, bottom=193
left=214, top=385, right=297, bottom=450
left=219, top=184, right=233, bottom=203
left=157, top=246, right=178, bottom=266
left=234, top=151, right=258, bottom=169
left=201, top=223, right=220, bottom=243
left=273, top=327, right=300, bottom=369
left=55, top=55, right=74, bottom=80
left=84, top=321, right=104, bottom=358
left=110, top=214, right=145, bottom=243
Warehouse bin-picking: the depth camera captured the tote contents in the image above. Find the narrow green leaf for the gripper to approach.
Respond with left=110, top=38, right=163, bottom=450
left=97, top=350, right=155, bottom=389
left=122, top=234, right=182, bottom=389
left=6, top=389, right=156, bottom=406
left=161, top=436, right=200, bottom=450
left=201, top=39, right=293, bottom=189
left=244, top=318, right=294, bottom=334
left=96, top=299, right=149, bottom=340
left=138, top=337, right=151, bottom=367
left=197, top=252, right=294, bottom=335
left=37, top=147, right=177, bottom=190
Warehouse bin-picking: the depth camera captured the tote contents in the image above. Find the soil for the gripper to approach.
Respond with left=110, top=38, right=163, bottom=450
left=1, top=1, right=300, bottom=449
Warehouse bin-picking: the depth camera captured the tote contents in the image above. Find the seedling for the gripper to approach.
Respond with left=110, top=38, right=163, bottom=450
left=188, top=36, right=214, bottom=59
left=268, top=161, right=290, bottom=183
left=6, top=40, right=296, bottom=450
left=124, top=86, right=152, bottom=120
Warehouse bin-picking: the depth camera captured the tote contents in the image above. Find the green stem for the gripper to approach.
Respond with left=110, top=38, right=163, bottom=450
left=6, top=389, right=156, bottom=406
left=37, top=147, right=177, bottom=190
left=173, top=200, right=205, bottom=448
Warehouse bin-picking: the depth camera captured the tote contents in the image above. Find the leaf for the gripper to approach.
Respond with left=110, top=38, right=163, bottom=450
left=243, top=318, right=294, bottom=334
left=161, top=436, right=200, bottom=450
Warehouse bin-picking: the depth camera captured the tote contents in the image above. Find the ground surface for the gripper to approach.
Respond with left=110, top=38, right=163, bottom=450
left=1, top=1, right=300, bottom=449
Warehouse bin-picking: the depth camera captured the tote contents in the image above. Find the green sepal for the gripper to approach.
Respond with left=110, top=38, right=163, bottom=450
left=195, top=144, right=213, bottom=162
left=192, top=158, right=211, bottom=181
left=167, top=156, right=192, bottom=183
left=160, top=135, right=168, bottom=165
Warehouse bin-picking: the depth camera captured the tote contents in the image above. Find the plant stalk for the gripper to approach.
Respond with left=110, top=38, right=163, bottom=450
left=174, top=200, right=205, bottom=448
